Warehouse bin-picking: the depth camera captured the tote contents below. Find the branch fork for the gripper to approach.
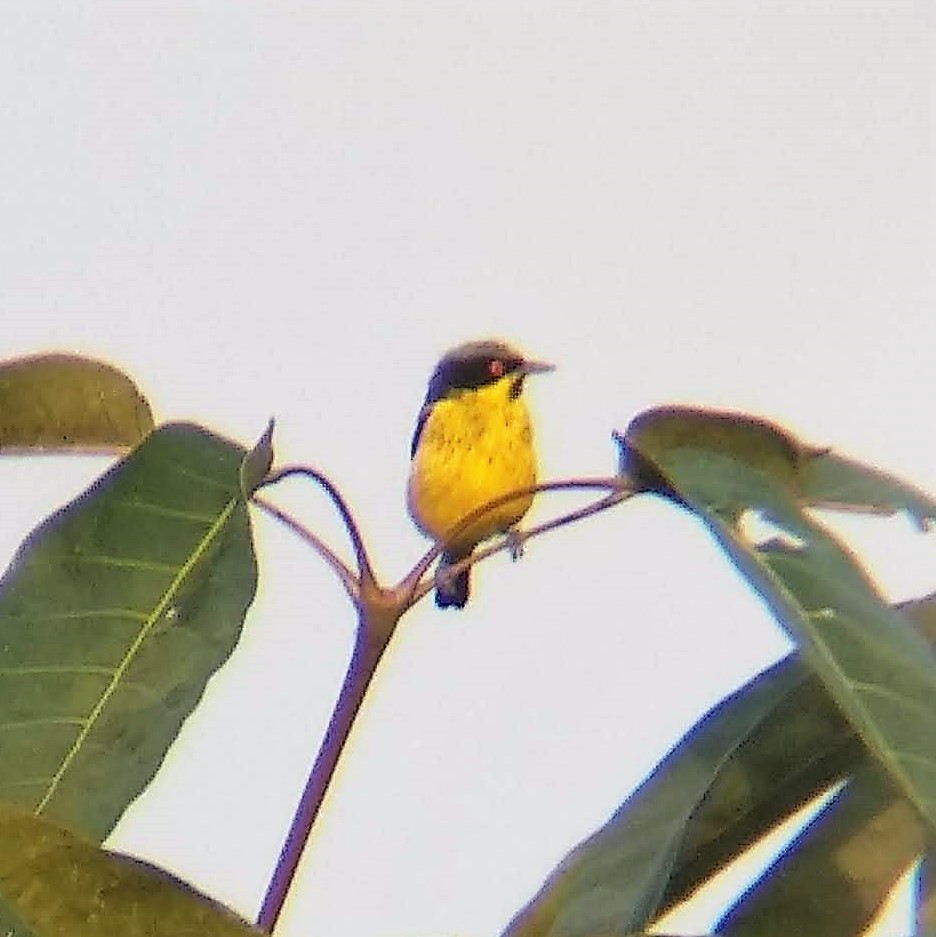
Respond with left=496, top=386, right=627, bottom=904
left=251, top=464, right=633, bottom=932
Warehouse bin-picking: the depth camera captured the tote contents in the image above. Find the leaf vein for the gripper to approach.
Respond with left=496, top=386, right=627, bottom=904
left=26, top=608, right=147, bottom=623
left=32, top=497, right=239, bottom=816
left=118, top=500, right=217, bottom=524
left=71, top=555, right=179, bottom=575
left=0, top=717, right=86, bottom=731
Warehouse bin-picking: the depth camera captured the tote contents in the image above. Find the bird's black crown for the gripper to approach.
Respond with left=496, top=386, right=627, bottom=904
left=425, top=340, right=525, bottom=404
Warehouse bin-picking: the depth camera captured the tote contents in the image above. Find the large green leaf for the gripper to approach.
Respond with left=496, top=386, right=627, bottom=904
left=506, top=594, right=936, bottom=937
left=618, top=407, right=805, bottom=517
left=0, top=805, right=260, bottom=935
left=715, top=597, right=936, bottom=935
left=619, top=406, right=936, bottom=527
left=621, top=407, right=936, bottom=830
left=502, top=660, right=815, bottom=937
left=670, top=594, right=936, bottom=920
left=0, top=353, right=153, bottom=451
left=656, top=660, right=859, bottom=915
left=0, top=423, right=258, bottom=839
left=717, top=761, right=922, bottom=936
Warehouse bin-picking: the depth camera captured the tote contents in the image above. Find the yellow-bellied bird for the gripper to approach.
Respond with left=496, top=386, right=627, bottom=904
left=407, top=339, right=554, bottom=609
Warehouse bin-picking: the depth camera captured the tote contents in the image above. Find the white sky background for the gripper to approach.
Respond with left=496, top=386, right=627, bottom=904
left=0, top=3, right=934, bottom=935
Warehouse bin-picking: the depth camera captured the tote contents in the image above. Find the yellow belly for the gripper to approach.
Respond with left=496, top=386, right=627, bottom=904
left=408, top=386, right=538, bottom=552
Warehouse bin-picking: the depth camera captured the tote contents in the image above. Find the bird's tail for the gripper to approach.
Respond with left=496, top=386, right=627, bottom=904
left=436, top=549, right=471, bottom=609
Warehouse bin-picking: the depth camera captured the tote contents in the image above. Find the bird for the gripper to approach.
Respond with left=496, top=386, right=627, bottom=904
left=407, top=339, right=554, bottom=609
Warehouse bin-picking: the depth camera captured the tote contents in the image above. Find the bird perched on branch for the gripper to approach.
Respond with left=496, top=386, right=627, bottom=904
left=407, top=339, right=554, bottom=609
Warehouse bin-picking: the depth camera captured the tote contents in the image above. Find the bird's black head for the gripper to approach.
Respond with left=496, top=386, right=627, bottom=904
left=424, top=339, right=551, bottom=404
left=411, top=339, right=554, bottom=458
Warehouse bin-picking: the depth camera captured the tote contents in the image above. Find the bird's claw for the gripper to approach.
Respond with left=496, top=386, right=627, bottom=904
left=505, top=528, right=525, bottom=561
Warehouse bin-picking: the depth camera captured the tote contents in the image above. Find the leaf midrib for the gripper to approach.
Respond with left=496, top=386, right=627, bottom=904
left=713, top=509, right=936, bottom=826
left=33, top=496, right=238, bottom=817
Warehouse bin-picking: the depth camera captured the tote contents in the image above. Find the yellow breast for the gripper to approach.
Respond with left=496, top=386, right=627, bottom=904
left=408, top=377, right=538, bottom=552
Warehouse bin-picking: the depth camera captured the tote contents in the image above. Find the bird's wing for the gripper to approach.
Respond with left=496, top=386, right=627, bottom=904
left=410, top=403, right=432, bottom=458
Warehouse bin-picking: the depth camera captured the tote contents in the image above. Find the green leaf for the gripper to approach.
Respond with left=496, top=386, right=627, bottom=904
left=617, top=405, right=936, bottom=528
left=801, top=450, right=936, bottom=530
left=502, top=661, right=813, bottom=937
left=705, top=496, right=936, bottom=828
left=0, top=353, right=154, bottom=452
left=718, top=762, right=922, bottom=937
left=717, top=596, right=936, bottom=936
left=239, top=418, right=275, bottom=497
left=621, top=407, right=936, bottom=831
left=665, top=596, right=936, bottom=916
left=0, top=805, right=261, bottom=936
left=0, top=893, right=37, bottom=937
left=898, top=591, right=936, bottom=637
left=0, top=423, right=258, bottom=839
left=507, top=594, right=936, bottom=937
left=657, top=660, right=859, bottom=915
left=616, top=407, right=807, bottom=515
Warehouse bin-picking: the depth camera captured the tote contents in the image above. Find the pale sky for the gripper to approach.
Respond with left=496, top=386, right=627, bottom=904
left=1, top=4, right=934, bottom=936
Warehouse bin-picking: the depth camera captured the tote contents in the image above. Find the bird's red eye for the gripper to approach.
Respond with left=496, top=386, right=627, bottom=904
left=489, top=358, right=505, bottom=378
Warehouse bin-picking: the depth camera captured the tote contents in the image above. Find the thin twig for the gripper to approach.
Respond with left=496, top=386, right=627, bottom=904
left=512, top=487, right=631, bottom=545
left=253, top=495, right=360, bottom=602
left=405, top=481, right=632, bottom=606
left=259, top=465, right=375, bottom=584
left=400, top=475, right=632, bottom=606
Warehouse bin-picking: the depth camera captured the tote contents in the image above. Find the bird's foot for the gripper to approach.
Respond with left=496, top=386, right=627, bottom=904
left=504, top=528, right=525, bottom=561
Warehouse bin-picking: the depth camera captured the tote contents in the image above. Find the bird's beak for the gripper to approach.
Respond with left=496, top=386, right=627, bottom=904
left=521, top=358, right=556, bottom=376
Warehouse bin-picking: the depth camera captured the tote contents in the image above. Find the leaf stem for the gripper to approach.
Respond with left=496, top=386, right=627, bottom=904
left=252, top=495, right=360, bottom=602
left=258, top=465, right=376, bottom=584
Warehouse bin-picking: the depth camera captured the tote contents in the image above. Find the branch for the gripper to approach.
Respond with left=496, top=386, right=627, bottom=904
left=258, top=465, right=376, bottom=586
left=399, top=475, right=633, bottom=607
left=255, top=471, right=634, bottom=931
left=255, top=607, right=395, bottom=932
left=252, top=495, right=360, bottom=603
